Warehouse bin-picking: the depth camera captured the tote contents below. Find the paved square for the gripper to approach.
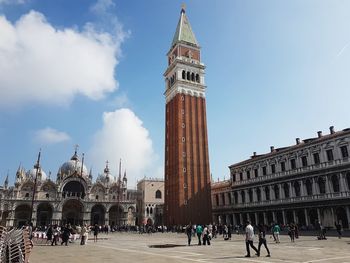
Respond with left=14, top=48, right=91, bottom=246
left=30, top=233, right=350, bottom=263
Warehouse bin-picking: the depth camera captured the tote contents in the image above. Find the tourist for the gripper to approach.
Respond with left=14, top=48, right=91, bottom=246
left=273, top=223, right=280, bottom=243
left=61, top=224, right=71, bottom=246
left=202, top=225, right=211, bottom=245
left=257, top=224, right=270, bottom=257
left=227, top=224, right=232, bottom=240
left=51, top=225, right=59, bottom=246
left=46, top=225, right=53, bottom=245
left=288, top=223, right=296, bottom=242
left=196, top=224, right=203, bottom=245
left=93, top=224, right=99, bottom=242
left=335, top=222, right=342, bottom=239
left=186, top=223, right=192, bottom=246
left=80, top=224, right=88, bottom=245
left=244, top=220, right=259, bottom=257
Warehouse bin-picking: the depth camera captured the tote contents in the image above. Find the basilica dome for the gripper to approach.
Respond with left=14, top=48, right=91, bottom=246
left=96, top=163, right=115, bottom=184
left=59, top=151, right=88, bottom=178
left=26, top=166, right=47, bottom=181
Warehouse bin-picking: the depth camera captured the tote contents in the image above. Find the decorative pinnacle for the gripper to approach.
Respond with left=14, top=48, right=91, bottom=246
left=181, top=3, right=186, bottom=13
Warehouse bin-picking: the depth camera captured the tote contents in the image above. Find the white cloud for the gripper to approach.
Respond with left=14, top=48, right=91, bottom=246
left=0, top=0, right=26, bottom=5
left=0, top=10, right=126, bottom=108
left=34, top=127, right=71, bottom=145
left=90, top=0, right=115, bottom=14
left=88, top=108, right=156, bottom=187
left=109, top=93, right=129, bottom=108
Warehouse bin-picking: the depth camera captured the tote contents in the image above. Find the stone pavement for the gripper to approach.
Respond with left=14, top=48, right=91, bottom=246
left=30, top=232, right=350, bottom=263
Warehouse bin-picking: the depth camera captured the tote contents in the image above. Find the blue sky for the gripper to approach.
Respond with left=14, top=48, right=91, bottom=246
left=0, top=0, right=349, bottom=188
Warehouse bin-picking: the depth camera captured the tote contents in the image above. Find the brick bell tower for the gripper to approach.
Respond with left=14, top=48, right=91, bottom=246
left=164, top=5, right=212, bottom=226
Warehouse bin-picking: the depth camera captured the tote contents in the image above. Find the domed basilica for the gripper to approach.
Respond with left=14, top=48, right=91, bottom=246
left=0, top=149, right=137, bottom=227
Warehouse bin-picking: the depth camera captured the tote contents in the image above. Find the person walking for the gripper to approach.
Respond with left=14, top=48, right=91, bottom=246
left=202, top=225, right=211, bottom=245
left=273, top=223, right=280, bottom=243
left=196, top=224, right=203, bottom=245
left=186, top=223, right=192, bottom=246
left=288, top=223, right=296, bottom=242
left=335, top=222, right=342, bottom=239
left=46, top=225, right=53, bottom=245
left=51, top=225, right=59, bottom=246
left=80, top=224, right=88, bottom=245
left=93, top=224, right=99, bottom=242
left=244, top=221, right=259, bottom=257
left=257, top=224, right=270, bottom=257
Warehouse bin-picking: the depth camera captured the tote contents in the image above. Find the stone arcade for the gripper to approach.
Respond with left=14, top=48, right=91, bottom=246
left=0, top=149, right=137, bottom=227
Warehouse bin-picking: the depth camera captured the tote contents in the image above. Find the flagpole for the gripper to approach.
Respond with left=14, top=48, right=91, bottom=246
left=29, top=150, right=41, bottom=225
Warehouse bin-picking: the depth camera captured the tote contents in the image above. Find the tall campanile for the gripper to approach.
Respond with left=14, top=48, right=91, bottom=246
left=164, top=6, right=212, bottom=225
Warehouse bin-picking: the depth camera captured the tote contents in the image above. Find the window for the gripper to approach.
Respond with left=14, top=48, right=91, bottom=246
left=215, top=194, right=219, bottom=206
left=340, top=146, right=349, bottom=158
left=331, top=175, right=339, bottom=192
left=150, top=207, right=153, bottom=214
left=318, top=177, right=326, bottom=194
left=256, top=188, right=261, bottom=202
left=271, top=164, right=276, bottom=174
left=232, top=173, right=236, bottom=182
left=290, top=159, right=296, bottom=169
left=221, top=193, right=225, bottom=205
left=248, top=189, right=253, bottom=202
left=294, top=181, right=301, bottom=196
left=46, top=193, right=49, bottom=198
left=280, top=162, right=285, bottom=172
left=182, top=70, right=186, bottom=79
left=155, top=190, right=162, bottom=199
left=239, top=173, right=243, bottom=181
left=313, top=153, right=320, bottom=164
left=274, top=185, right=279, bottom=199
left=254, top=169, right=259, bottom=177
left=305, top=179, right=313, bottom=196
left=234, top=192, right=238, bottom=204
left=283, top=183, right=289, bottom=198
left=246, top=170, right=251, bottom=179
left=25, top=193, right=29, bottom=198
left=96, top=195, right=99, bottom=200
left=196, top=74, right=200, bottom=83
left=265, top=186, right=270, bottom=200
left=228, top=193, right=232, bottom=204
left=301, top=156, right=308, bottom=167
left=326, top=149, right=334, bottom=161
left=262, top=167, right=267, bottom=176
left=241, top=191, right=245, bottom=203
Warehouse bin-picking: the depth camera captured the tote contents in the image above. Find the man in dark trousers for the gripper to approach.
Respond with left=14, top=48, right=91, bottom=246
left=186, top=223, right=192, bottom=246
left=245, top=221, right=259, bottom=257
left=257, top=224, right=271, bottom=257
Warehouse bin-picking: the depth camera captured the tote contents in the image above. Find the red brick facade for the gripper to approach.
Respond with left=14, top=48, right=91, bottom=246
left=164, top=93, right=212, bottom=225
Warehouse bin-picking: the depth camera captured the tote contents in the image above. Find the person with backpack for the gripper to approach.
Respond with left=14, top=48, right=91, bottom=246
left=196, top=224, right=203, bottom=245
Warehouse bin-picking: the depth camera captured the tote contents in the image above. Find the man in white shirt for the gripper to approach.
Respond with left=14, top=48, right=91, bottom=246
left=245, top=221, right=259, bottom=257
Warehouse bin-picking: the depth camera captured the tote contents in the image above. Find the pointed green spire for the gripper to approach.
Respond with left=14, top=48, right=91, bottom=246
left=171, top=5, right=199, bottom=48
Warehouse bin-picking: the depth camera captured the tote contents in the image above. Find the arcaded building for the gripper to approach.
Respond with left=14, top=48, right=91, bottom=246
left=164, top=6, right=212, bottom=225
left=0, top=150, right=137, bottom=227
left=137, top=178, right=164, bottom=226
left=212, top=126, right=350, bottom=229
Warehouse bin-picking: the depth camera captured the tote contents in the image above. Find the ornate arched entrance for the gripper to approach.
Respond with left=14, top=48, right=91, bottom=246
left=62, top=180, right=86, bottom=199
left=91, top=204, right=105, bottom=225
left=109, top=205, right=123, bottom=226
left=62, top=199, right=83, bottom=226
left=14, top=204, right=31, bottom=227
left=36, top=203, right=53, bottom=227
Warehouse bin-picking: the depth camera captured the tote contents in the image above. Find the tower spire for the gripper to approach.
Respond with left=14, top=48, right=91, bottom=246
left=171, top=5, right=198, bottom=48
left=4, top=170, right=9, bottom=189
